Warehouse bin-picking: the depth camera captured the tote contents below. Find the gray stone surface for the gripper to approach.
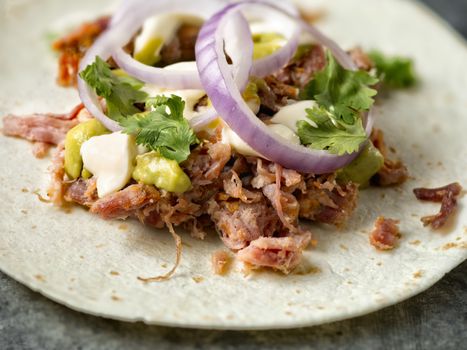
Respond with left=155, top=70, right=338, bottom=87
left=0, top=263, right=466, bottom=350
left=1, top=0, right=467, bottom=349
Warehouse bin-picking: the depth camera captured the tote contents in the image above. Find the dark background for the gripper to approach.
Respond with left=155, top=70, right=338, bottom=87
left=1, top=1, right=466, bottom=349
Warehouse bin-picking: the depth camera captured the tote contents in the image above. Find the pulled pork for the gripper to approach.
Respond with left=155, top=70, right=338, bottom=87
left=2, top=104, right=83, bottom=158
left=45, top=139, right=360, bottom=273
left=371, top=129, right=409, bottom=186
left=349, top=47, right=374, bottom=71
left=370, top=216, right=401, bottom=250
left=53, top=17, right=110, bottom=86
left=208, top=197, right=279, bottom=250
left=159, top=23, right=201, bottom=66
left=32, top=142, right=51, bottom=158
left=2, top=43, right=375, bottom=275
left=237, top=234, right=311, bottom=274
left=255, top=44, right=325, bottom=114
left=47, top=142, right=67, bottom=206
left=274, top=44, right=326, bottom=89
left=413, top=183, right=463, bottom=229
left=2, top=111, right=80, bottom=145
left=298, top=175, right=359, bottom=227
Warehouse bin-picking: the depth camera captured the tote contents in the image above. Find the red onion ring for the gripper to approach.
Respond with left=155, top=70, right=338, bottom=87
left=111, top=0, right=301, bottom=89
left=112, top=48, right=203, bottom=89
left=77, top=33, right=122, bottom=131
left=247, top=5, right=301, bottom=78
left=189, top=108, right=220, bottom=132
left=78, top=0, right=225, bottom=131
left=80, top=0, right=302, bottom=131
left=195, top=0, right=370, bottom=174
left=111, top=0, right=222, bottom=90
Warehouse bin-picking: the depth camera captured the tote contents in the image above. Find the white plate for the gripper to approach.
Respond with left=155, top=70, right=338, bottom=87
left=0, top=0, right=466, bottom=330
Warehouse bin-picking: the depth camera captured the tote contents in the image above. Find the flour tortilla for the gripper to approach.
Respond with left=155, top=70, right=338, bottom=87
left=0, top=0, right=466, bottom=330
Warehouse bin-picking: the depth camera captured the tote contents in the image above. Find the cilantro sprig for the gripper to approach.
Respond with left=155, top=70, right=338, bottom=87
left=368, top=50, right=417, bottom=89
left=297, top=107, right=367, bottom=155
left=79, top=57, right=148, bottom=122
left=120, top=96, right=198, bottom=163
left=80, top=58, right=198, bottom=163
left=298, top=52, right=378, bottom=155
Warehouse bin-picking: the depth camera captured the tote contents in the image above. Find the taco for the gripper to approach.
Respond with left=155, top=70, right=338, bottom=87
left=0, top=0, right=466, bottom=329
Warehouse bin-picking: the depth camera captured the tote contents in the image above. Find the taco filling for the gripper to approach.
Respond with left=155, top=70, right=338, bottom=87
left=2, top=0, right=462, bottom=278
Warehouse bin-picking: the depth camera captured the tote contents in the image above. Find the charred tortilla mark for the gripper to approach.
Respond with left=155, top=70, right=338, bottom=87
left=293, top=264, right=321, bottom=275
left=211, top=250, right=231, bottom=275
left=442, top=242, right=458, bottom=251
left=192, top=276, right=204, bottom=283
left=34, top=274, right=46, bottom=282
left=118, top=223, right=129, bottom=231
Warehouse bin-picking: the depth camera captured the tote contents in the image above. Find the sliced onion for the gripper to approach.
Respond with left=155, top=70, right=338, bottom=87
left=189, top=108, right=219, bottom=132
left=112, top=48, right=203, bottom=89
left=77, top=33, right=122, bottom=131
left=111, top=0, right=301, bottom=89
left=247, top=6, right=301, bottom=78
left=196, top=0, right=369, bottom=174
left=78, top=0, right=224, bottom=131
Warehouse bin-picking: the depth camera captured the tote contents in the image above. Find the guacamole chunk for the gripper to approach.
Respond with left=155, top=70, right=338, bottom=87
left=253, top=33, right=284, bottom=60
left=64, top=119, right=109, bottom=179
left=132, top=152, right=191, bottom=193
left=337, top=142, right=384, bottom=187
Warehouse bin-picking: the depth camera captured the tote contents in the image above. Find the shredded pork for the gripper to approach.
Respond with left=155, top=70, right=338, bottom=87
left=274, top=44, right=326, bottom=89
left=52, top=17, right=110, bottom=86
left=413, top=183, right=463, bottom=229
left=370, top=217, right=401, bottom=250
left=159, top=23, right=201, bottom=66
left=2, top=104, right=84, bottom=158
left=1, top=40, right=412, bottom=275
left=47, top=142, right=67, bottom=206
left=349, top=47, right=374, bottom=71
left=298, top=176, right=359, bottom=227
left=371, top=129, right=409, bottom=186
left=237, top=234, right=311, bottom=273
left=2, top=113, right=79, bottom=145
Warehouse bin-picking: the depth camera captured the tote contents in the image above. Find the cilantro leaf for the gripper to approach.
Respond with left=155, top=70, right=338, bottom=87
left=120, top=95, right=198, bottom=163
left=297, top=51, right=377, bottom=155
left=301, top=51, right=378, bottom=124
left=297, top=107, right=367, bottom=155
left=80, top=59, right=198, bottom=163
left=369, top=50, right=416, bottom=89
left=79, top=57, right=148, bottom=122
